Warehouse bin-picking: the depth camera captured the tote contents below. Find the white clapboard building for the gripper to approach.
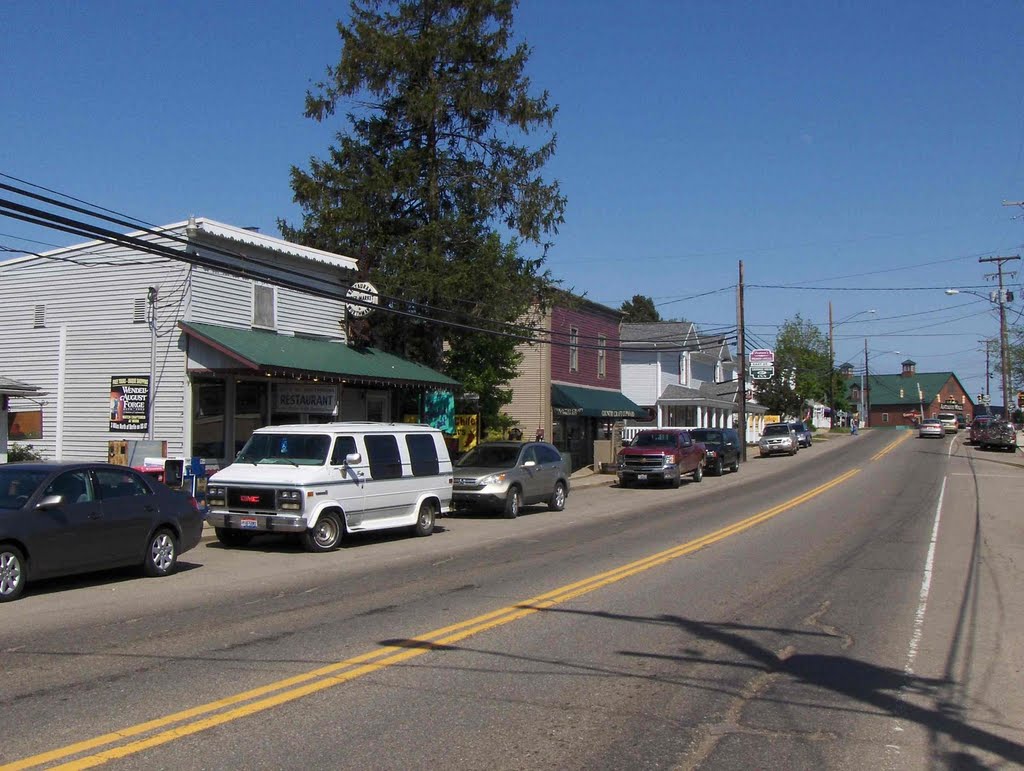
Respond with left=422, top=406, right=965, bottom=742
left=0, top=218, right=457, bottom=465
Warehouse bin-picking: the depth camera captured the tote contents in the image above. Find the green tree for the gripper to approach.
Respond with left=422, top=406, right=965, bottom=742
left=620, top=294, right=661, bottom=322
left=280, top=0, right=565, bottom=425
left=754, top=314, right=832, bottom=418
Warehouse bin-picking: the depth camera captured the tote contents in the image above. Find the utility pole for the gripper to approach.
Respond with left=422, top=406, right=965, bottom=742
left=862, top=338, right=869, bottom=428
left=978, top=254, right=1019, bottom=416
left=977, top=338, right=994, bottom=399
left=737, top=260, right=747, bottom=462
left=828, top=301, right=834, bottom=429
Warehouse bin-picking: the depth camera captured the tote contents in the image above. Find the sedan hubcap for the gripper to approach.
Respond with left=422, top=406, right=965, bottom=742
left=0, top=553, right=22, bottom=596
left=151, top=535, right=174, bottom=571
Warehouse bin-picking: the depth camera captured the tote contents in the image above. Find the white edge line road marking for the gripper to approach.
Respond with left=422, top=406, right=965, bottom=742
left=885, top=475, right=946, bottom=768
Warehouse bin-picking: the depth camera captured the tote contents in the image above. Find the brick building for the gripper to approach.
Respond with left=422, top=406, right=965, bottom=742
left=841, top=359, right=974, bottom=427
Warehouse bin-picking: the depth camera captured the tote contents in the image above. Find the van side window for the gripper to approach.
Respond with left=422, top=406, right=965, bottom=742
left=329, top=436, right=357, bottom=465
left=406, top=434, right=439, bottom=476
left=364, top=434, right=403, bottom=479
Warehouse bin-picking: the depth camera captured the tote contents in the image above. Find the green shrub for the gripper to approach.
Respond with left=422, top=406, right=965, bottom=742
left=7, top=442, right=44, bottom=462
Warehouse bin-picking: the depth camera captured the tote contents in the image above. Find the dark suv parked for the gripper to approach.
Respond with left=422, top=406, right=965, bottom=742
left=689, top=428, right=741, bottom=476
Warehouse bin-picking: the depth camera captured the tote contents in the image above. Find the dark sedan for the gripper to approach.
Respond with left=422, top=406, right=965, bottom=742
left=0, top=462, right=204, bottom=602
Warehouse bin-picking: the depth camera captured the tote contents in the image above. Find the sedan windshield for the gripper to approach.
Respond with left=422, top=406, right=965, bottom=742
left=456, top=445, right=521, bottom=468
left=235, top=434, right=330, bottom=465
left=0, top=468, right=49, bottom=508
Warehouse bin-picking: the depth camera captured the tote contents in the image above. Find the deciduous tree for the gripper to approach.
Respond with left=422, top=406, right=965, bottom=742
left=754, top=314, right=832, bottom=418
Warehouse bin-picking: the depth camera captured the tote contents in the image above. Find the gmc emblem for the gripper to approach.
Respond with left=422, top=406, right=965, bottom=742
left=240, top=495, right=261, bottom=504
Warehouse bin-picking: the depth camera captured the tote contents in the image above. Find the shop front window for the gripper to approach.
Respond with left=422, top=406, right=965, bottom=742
left=235, top=381, right=268, bottom=454
left=192, top=380, right=225, bottom=459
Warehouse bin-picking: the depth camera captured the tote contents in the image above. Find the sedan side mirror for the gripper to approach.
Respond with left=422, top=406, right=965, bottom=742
left=35, top=494, right=63, bottom=509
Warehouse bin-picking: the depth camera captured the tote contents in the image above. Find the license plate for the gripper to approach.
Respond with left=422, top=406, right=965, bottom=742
left=637, top=474, right=647, bottom=481
left=240, top=517, right=258, bottom=529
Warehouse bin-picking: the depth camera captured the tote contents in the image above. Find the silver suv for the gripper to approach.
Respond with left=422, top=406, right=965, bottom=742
left=759, top=423, right=798, bottom=457
left=452, top=441, right=571, bottom=519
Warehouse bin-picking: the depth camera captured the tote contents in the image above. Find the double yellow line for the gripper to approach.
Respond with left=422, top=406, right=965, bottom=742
left=5, top=468, right=861, bottom=771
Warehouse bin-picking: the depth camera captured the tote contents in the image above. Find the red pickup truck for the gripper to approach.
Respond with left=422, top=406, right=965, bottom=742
left=617, top=429, right=706, bottom=488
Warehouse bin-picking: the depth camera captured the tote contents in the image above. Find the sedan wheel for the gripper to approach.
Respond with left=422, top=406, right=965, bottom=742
left=143, top=529, right=178, bottom=577
left=0, top=546, right=27, bottom=602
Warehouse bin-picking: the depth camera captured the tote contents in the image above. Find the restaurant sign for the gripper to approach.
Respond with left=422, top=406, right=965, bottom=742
left=274, top=384, right=338, bottom=415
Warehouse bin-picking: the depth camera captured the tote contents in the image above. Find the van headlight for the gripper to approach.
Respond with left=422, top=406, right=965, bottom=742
left=277, top=489, right=303, bottom=511
left=208, top=486, right=226, bottom=506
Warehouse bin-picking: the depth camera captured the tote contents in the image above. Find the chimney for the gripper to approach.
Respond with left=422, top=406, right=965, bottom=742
left=839, top=363, right=855, bottom=380
left=901, top=359, right=916, bottom=378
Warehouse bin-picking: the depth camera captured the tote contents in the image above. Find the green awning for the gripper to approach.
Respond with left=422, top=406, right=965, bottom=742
left=551, top=383, right=647, bottom=419
left=180, top=321, right=459, bottom=388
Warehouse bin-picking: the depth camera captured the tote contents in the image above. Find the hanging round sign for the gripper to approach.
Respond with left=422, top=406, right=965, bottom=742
left=345, top=281, right=379, bottom=318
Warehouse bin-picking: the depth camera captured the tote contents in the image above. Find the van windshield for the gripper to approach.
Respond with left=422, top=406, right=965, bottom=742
left=235, top=433, right=331, bottom=465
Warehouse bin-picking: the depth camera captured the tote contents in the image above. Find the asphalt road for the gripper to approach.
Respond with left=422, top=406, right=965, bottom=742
left=1, top=430, right=1022, bottom=770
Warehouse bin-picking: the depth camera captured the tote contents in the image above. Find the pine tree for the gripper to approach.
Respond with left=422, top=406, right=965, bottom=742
left=280, top=0, right=565, bottom=426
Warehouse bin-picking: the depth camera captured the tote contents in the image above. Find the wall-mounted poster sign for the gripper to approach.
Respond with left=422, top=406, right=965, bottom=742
left=109, top=375, right=151, bottom=433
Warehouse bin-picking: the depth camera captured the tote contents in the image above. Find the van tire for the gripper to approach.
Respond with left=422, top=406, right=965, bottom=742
left=215, top=528, right=253, bottom=548
left=503, top=487, right=521, bottom=519
left=303, top=512, right=342, bottom=552
left=413, top=500, right=436, bottom=536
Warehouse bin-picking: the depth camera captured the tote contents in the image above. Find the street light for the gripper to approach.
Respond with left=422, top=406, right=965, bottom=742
left=945, top=287, right=1014, bottom=416
left=828, top=306, right=877, bottom=428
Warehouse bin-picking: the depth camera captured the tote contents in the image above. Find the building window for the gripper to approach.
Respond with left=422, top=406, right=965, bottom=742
left=33, top=304, right=45, bottom=328
left=882, top=413, right=889, bottom=423
left=597, top=335, right=607, bottom=378
left=569, top=327, right=579, bottom=372
left=235, top=380, right=268, bottom=454
left=191, top=380, right=225, bottom=459
left=253, top=284, right=276, bottom=329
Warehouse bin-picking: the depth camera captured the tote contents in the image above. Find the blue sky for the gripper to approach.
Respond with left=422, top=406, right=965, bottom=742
left=3, top=1, right=1023, bottom=400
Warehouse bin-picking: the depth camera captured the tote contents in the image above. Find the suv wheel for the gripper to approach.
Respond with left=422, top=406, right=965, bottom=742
left=692, top=463, right=703, bottom=483
left=712, top=457, right=724, bottom=476
left=503, top=487, right=521, bottom=519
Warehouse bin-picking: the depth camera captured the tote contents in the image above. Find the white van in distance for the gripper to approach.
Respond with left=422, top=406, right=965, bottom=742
left=206, top=422, right=453, bottom=552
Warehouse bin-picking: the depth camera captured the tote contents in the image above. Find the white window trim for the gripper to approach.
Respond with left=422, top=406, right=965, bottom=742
left=569, top=326, right=579, bottom=372
left=597, top=335, right=607, bottom=379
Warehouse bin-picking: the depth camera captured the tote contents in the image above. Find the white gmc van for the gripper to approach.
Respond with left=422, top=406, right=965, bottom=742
left=206, top=422, right=453, bottom=552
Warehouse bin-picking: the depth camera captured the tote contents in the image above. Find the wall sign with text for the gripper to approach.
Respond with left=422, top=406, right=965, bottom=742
left=109, top=375, right=151, bottom=433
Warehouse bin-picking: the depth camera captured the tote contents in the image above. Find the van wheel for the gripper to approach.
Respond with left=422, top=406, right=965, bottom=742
left=0, top=545, right=27, bottom=602
left=215, top=528, right=254, bottom=548
left=548, top=481, right=567, bottom=511
left=303, top=512, right=342, bottom=552
left=503, top=487, right=521, bottom=519
left=692, top=463, right=703, bottom=483
left=413, top=500, right=436, bottom=536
